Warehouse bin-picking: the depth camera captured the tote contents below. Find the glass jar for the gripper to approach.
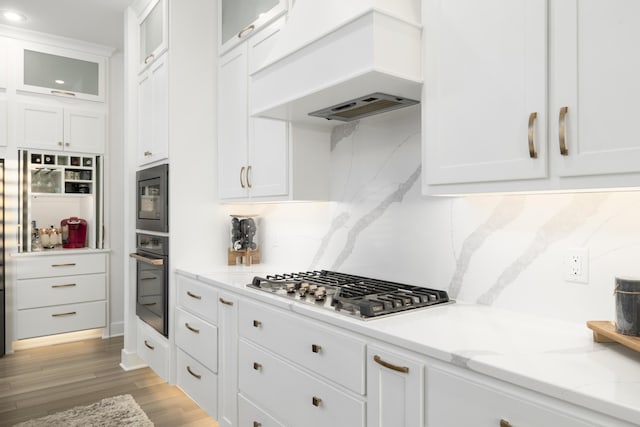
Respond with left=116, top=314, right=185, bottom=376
left=229, top=214, right=259, bottom=251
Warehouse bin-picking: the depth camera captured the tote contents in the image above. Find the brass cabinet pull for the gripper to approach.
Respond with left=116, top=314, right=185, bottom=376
left=141, top=276, right=157, bottom=281
left=144, top=53, right=155, bottom=64
left=246, top=165, right=252, bottom=188
left=58, top=141, right=64, bottom=146
left=559, top=106, right=569, bottom=155
left=219, top=297, right=234, bottom=306
left=187, top=291, right=202, bottom=300
left=312, top=396, right=322, bottom=407
left=144, top=151, right=153, bottom=157
left=240, top=166, right=246, bottom=188
left=186, top=366, right=202, bottom=379
left=52, top=263, right=76, bottom=267
left=312, top=344, right=322, bottom=353
left=144, top=340, right=155, bottom=350
left=185, top=322, right=200, bottom=334
left=129, top=253, right=164, bottom=265
left=253, top=320, right=262, bottom=328
left=51, top=283, right=76, bottom=288
left=528, top=112, right=538, bottom=159
left=51, top=311, right=76, bottom=317
left=253, top=362, right=262, bottom=371
left=142, top=302, right=157, bottom=306
left=253, top=422, right=262, bottom=427
left=238, top=24, right=256, bottom=39
left=499, top=419, right=513, bottom=427
left=373, top=355, right=409, bottom=373
left=51, top=90, right=76, bottom=97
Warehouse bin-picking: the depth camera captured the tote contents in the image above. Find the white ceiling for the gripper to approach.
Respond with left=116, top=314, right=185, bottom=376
left=0, top=0, right=131, bottom=49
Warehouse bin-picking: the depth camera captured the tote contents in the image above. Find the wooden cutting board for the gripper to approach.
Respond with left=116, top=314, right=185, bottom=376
left=587, top=320, right=640, bottom=352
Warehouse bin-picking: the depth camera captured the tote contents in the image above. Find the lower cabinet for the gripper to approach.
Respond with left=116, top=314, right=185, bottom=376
left=137, top=318, right=170, bottom=381
left=176, top=348, right=218, bottom=417
left=238, top=393, right=284, bottom=427
left=366, top=344, right=424, bottom=427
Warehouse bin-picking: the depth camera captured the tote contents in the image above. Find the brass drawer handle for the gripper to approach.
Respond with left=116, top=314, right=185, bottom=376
left=312, top=344, right=322, bottom=353
left=185, top=322, right=200, bottom=334
left=240, top=166, right=246, bottom=188
left=144, top=53, right=155, bottom=64
left=559, top=106, right=569, bottom=155
left=51, top=311, right=76, bottom=317
left=144, top=151, right=153, bottom=157
left=312, top=396, right=322, bottom=407
left=253, top=422, right=262, bottom=427
left=186, top=291, right=202, bottom=300
left=186, top=366, right=202, bottom=379
left=144, top=340, right=155, bottom=350
left=528, top=112, right=538, bottom=159
left=253, top=362, right=262, bottom=371
left=51, top=263, right=76, bottom=267
left=253, top=320, right=262, bottom=328
left=51, top=90, right=76, bottom=97
left=373, top=355, right=409, bottom=373
left=51, top=283, right=76, bottom=288
left=219, top=297, right=234, bottom=306
left=246, top=165, right=252, bottom=188
left=499, top=420, right=512, bottom=427
left=238, top=24, right=255, bottom=39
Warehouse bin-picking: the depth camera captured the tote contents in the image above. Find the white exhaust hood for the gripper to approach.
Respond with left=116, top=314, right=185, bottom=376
left=250, top=0, right=422, bottom=128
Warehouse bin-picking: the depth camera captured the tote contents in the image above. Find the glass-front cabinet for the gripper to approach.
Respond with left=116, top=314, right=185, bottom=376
left=138, top=0, right=168, bottom=72
left=218, top=0, right=287, bottom=54
left=17, top=42, right=106, bottom=102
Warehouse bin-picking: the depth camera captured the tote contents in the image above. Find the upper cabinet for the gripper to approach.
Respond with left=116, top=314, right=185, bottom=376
left=137, top=52, right=169, bottom=166
left=0, top=38, right=7, bottom=89
left=0, top=99, right=7, bottom=147
left=16, top=102, right=105, bottom=154
left=138, top=0, right=168, bottom=72
left=17, top=43, right=106, bottom=102
left=423, top=0, right=640, bottom=195
left=218, top=0, right=287, bottom=54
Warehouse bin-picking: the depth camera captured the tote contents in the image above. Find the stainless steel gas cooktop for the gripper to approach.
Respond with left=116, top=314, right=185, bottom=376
left=247, top=270, right=453, bottom=320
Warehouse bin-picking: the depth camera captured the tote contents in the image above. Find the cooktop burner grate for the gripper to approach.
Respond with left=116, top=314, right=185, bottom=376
left=248, top=270, right=452, bottom=319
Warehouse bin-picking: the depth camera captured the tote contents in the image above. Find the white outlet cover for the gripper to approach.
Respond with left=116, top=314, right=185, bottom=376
left=565, top=248, right=589, bottom=284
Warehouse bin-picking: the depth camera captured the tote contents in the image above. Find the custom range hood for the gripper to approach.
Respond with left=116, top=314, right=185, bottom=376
left=250, top=0, right=422, bottom=127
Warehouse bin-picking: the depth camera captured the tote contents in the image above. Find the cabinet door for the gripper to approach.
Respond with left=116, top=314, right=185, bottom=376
left=64, top=109, right=105, bottom=154
left=423, top=0, right=547, bottom=186
left=16, top=103, right=64, bottom=150
left=138, top=53, right=169, bottom=166
left=218, top=292, right=239, bottom=427
left=551, top=0, right=640, bottom=177
left=249, top=119, right=288, bottom=198
left=0, top=98, right=6, bottom=147
left=0, top=38, right=7, bottom=88
left=367, top=345, right=424, bottom=427
left=218, top=44, right=249, bottom=199
left=138, top=0, right=168, bottom=72
left=219, top=0, right=287, bottom=54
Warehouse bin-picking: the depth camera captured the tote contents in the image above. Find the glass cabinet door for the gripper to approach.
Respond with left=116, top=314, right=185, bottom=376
left=139, top=0, right=168, bottom=71
left=219, top=0, right=286, bottom=53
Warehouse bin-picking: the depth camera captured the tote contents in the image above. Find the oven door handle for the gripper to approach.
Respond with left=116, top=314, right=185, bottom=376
left=129, top=252, right=164, bottom=266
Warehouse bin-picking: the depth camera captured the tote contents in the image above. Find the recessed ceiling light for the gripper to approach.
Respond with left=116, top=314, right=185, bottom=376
left=1, top=10, right=27, bottom=22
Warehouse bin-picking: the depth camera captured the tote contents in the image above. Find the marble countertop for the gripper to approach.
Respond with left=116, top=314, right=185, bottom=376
left=177, top=268, right=640, bottom=425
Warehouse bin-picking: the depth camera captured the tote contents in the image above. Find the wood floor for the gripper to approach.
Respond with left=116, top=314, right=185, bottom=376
left=0, top=336, right=219, bottom=427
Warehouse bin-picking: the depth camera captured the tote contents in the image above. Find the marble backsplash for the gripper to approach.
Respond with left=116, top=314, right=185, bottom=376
left=225, top=107, right=640, bottom=324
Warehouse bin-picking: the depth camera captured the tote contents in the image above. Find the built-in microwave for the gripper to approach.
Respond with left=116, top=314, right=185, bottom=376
left=136, top=164, right=168, bottom=232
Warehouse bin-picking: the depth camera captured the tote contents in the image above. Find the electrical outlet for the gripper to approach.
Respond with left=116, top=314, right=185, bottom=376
left=565, top=248, right=589, bottom=284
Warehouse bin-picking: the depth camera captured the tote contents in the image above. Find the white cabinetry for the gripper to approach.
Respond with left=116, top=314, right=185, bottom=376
left=0, top=98, right=6, bottom=147
left=218, top=0, right=287, bottom=54
left=423, top=0, right=640, bottom=194
left=0, top=37, right=6, bottom=88
left=367, top=345, right=424, bottom=427
left=16, top=102, right=105, bottom=154
left=138, top=0, right=168, bottom=72
left=218, top=17, right=329, bottom=201
left=175, top=274, right=220, bottom=419
left=18, top=42, right=106, bottom=102
left=137, top=318, right=170, bottom=381
left=14, top=252, right=108, bottom=339
left=137, top=52, right=169, bottom=166
left=217, top=292, right=239, bottom=427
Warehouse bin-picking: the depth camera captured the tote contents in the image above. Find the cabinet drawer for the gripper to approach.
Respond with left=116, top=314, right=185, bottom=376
left=16, top=273, right=106, bottom=309
left=16, top=300, right=106, bottom=339
left=239, top=299, right=365, bottom=394
left=177, top=275, right=218, bottom=324
left=177, top=348, right=218, bottom=419
left=15, top=253, right=106, bottom=279
left=239, top=339, right=365, bottom=427
left=137, top=319, right=170, bottom=380
left=427, top=366, right=594, bottom=427
left=238, top=393, right=284, bottom=427
left=175, top=308, right=218, bottom=372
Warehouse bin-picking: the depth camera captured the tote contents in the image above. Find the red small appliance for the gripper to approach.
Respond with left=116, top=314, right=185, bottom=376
left=61, top=217, right=87, bottom=248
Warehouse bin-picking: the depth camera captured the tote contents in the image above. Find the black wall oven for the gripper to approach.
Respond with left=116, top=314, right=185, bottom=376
left=136, top=164, right=168, bottom=232
left=131, top=233, right=168, bottom=337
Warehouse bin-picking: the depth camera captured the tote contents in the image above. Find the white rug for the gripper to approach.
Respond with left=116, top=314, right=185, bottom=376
left=13, top=394, right=154, bottom=427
